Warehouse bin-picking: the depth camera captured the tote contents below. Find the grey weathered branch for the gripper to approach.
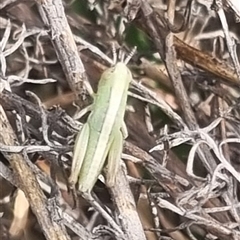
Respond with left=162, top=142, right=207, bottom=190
left=34, top=0, right=92, bottom=100
left=0, top=105, right=70, bottom=240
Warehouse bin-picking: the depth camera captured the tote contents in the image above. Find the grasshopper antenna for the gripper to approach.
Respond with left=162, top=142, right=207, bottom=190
left=111, top=43, right=117, bottom=65
left=124, top=46, right=137, bottom=64
left=119, top=48, right=125, bottom=63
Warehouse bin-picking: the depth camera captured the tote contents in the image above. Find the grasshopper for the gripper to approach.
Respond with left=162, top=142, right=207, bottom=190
left=69, top=55, right=133, bottom=194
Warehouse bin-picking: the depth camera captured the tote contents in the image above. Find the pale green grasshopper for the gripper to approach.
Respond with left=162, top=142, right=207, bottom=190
left=69, top=50, right=135, bottom=194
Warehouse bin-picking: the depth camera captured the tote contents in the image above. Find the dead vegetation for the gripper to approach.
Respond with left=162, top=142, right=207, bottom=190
left=0, top=0, right=240, bottom=240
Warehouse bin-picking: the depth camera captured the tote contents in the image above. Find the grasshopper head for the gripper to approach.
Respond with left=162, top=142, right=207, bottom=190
left=113, top=62, right=132, bottom=81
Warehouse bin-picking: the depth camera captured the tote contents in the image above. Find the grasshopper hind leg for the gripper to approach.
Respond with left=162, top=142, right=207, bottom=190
left=105, top=130, right=123, bottom=187
left=68, top=123, right=90, bottom=207
left=69, top=123, right=90, bottom=190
